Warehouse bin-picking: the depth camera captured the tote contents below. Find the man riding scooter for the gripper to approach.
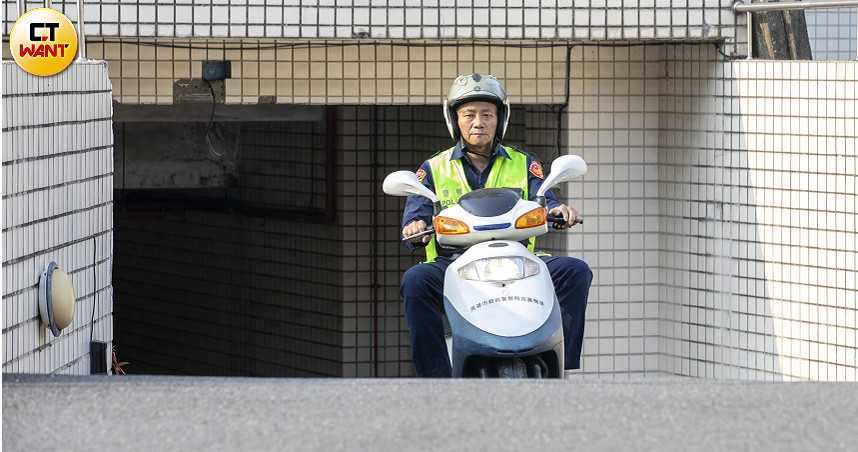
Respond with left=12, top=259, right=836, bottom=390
left=400, top=73, right=593, bottom=377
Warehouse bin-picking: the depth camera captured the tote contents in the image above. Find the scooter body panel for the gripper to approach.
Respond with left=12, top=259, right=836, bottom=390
left=444, top=241, right=555, bottom=337
left=435, top=201, right=548, bottom=247
left=445, top=295, right=565, bottom=377
left=443, top=240, right=565, bottom=377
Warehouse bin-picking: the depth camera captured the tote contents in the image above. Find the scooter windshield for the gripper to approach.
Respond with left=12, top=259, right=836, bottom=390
left=457, top=188, right=522, bottom=217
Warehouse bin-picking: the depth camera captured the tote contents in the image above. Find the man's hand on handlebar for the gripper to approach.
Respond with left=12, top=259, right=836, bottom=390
left=548, top=204, right=582, bottom=229
left=403, top=220, right=432, bottom=244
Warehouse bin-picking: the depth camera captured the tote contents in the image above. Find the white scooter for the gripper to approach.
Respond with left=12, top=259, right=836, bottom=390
left=383, top=154, right=587, bottom=378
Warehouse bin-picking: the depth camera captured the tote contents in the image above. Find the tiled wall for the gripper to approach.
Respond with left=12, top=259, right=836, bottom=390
left=88, top=38, right=858, bottom=381
left=2, top=61, right=114, bottom=375
left=564, top=45, right=664, bottom=377
left=806, top=9, right=858, bottom=60
left=80, top=39, right=572, bottom=105
left=4, top=1, right=739, bottom=43
left=4, top=21, right=848, bottom=378
left=336, top=46, right=857, bottom=380
left=659, top=48, right=857, bottom=381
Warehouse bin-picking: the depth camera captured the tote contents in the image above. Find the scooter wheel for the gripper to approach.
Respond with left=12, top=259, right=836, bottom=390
left=496, top=358, right=528, bottom=378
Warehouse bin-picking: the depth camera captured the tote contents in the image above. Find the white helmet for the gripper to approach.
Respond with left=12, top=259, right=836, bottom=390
left=443, top=74, right=511, bottom=143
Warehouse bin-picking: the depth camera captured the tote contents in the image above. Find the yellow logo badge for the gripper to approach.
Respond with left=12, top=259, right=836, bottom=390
left=9, top=8, right=78, bottom=77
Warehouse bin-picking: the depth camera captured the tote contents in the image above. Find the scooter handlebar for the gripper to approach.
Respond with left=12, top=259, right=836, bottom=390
left=547, top=214, right=583, bottom=228
left=402, top=227, right=435, bottom=243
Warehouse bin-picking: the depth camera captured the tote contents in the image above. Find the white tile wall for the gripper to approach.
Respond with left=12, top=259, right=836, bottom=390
left=659, top=47, right=857, bottom=381
left=563, top=45, right=664, bottom=378
left=4, top=0, right=739, bottom=43
left=2, top=61, right=114, bottom=375
left=340, top=46, right=856, bottom=380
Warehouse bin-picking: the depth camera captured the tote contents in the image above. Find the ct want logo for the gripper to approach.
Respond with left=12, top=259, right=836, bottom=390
left=9, top=8, right=78, bottom=77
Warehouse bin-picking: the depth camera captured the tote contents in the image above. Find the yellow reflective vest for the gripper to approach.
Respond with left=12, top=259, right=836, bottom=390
left=424, top=145, right=536, bottom=262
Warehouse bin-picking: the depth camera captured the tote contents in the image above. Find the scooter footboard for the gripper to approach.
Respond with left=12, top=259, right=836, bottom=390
left=444, top=296, right=565, bottom=378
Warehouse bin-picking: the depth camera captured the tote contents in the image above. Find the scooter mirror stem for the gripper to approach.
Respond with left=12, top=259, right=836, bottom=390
left=382, top=170, right=439, bottom=202
left=535, top=155, right=588, bottom=197
left=535, top=196, right=547, bottom=208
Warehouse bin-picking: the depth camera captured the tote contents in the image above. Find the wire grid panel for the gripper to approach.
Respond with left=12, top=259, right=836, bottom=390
left=3, top=0, right=737, bottom=42
left=659, top=47, right=857, bottom=381
left=806, top=8, right=858, bottom=60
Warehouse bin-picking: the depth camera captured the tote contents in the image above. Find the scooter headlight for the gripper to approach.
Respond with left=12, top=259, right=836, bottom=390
left=458, top=257, right=540, bottom=282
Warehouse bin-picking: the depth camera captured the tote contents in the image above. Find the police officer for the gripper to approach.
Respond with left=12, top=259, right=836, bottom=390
left=400, top=74, right=593, bottom=377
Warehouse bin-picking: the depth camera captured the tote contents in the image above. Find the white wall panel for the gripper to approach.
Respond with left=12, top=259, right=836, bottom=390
left=2, top=61, right=114, bottom=375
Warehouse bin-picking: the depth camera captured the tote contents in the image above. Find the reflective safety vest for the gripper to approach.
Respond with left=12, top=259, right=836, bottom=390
left=424, top=145, right=536, bottom=262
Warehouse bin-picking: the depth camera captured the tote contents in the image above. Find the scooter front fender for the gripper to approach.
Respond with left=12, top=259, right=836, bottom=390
left=445, top=295, right=564, bottom=377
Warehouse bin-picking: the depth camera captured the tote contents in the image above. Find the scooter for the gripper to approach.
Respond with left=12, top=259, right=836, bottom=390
left=383, top=154, right=588, bottom=378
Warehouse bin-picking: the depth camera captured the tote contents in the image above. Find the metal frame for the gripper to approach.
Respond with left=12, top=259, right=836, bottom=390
left=76, top=0, right=86, bottom=59
left=734, top=0, right=858, bottom=59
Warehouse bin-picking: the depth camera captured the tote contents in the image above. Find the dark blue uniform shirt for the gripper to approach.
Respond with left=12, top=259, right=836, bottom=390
left=401, top=141, right=562, bottom=248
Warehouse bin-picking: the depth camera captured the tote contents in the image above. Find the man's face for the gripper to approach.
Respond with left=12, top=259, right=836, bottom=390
left=456, top=101, right=498, bottom=148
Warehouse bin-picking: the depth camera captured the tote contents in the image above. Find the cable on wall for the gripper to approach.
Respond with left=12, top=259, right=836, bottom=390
left=555, top=44, right=573, bottom=160
left=90, top=235, right=97, bottom=343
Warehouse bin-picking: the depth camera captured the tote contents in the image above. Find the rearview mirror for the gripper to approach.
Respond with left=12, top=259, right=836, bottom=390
left=382, top=170, right=439, bottom=203
left=536, top=154, right=587, bottom=197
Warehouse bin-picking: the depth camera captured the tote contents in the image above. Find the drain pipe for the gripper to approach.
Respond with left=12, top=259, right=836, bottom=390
left=17, top=0, right=24, bottom=16
left=76, top=0, right=86, bottom=60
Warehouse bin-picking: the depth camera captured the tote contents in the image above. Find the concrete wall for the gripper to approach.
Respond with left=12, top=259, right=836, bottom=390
left=2, top=61, right=114, bottom=374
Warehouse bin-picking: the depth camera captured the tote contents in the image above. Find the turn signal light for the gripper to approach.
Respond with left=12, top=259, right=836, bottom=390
left=434, top=216, right=470, bottom=235
left=515, top=207, right=547, bottom=229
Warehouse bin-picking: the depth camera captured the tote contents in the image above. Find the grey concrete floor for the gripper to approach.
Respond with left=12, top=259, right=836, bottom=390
left=3, top=374, right=856, bottom=452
